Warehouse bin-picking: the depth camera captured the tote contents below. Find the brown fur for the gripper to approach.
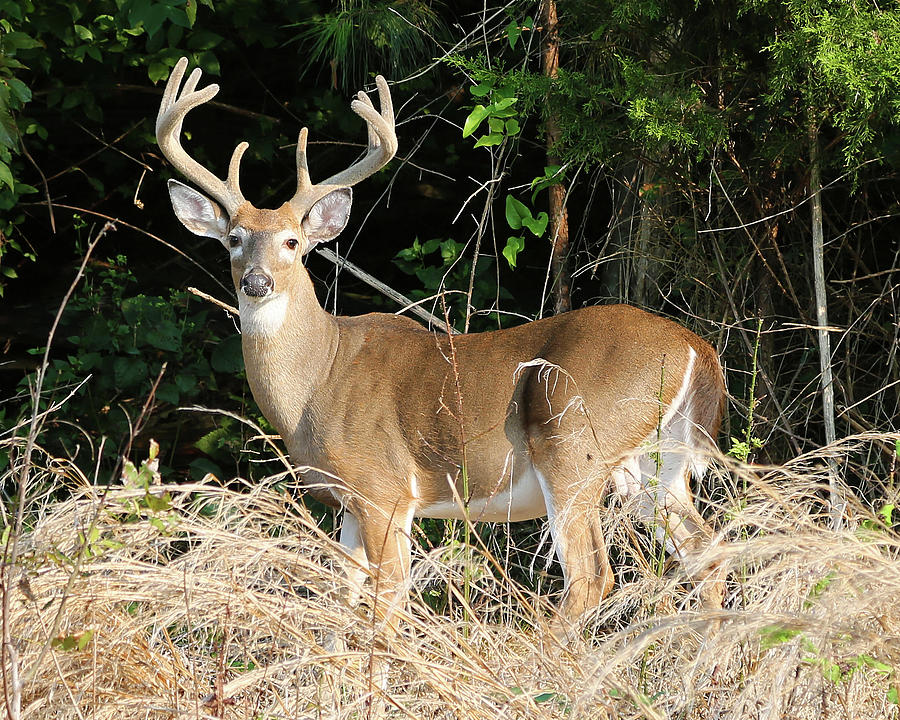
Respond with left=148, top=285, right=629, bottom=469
left=161, top=65, right=727, bottom=642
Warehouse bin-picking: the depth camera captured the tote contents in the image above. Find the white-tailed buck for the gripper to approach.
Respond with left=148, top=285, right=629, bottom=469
left=157, top=58, right=726, bottom=638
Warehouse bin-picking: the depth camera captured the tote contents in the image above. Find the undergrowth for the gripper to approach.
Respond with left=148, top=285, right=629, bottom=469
left=2, top=432, right=900, bottom=719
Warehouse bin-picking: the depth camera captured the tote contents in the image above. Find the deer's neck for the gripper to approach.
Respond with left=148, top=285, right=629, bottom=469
left=239, top=273, right=339, bottom=440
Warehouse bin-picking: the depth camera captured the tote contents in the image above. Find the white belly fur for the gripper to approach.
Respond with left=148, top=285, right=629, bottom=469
left=418, top=464, right=547, bottom=522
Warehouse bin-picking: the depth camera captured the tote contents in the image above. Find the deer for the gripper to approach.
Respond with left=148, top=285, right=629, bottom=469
left=156, top=57, right=726, bottom=645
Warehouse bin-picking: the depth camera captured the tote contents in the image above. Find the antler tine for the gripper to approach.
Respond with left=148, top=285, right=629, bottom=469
left=156, top=57, right=247, bottom=215
left=295, top=127, right=313, bottom=194
left=355, top=90, right=379, bottom=150
left=374, top=74, right=395, bottom=133
left=288, top=75, right=397, bottom=214
left=227, top=142, right=249, bottom=199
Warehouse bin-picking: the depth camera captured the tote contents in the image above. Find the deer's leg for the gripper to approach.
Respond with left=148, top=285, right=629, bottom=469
left=342, top=499, right=415, bottom=704
left=635, top=451, right=724, bottom=608
left=338, top=511, right=370, bottom=606
left=324, top=511, right=371, bottom=655
left=535, top=464, right=614, bottom=638
left=355, top=500, right=415, bottom=638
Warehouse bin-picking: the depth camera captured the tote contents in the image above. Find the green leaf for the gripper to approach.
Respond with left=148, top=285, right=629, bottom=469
left=463, top=104, right=489, bottom=138
left=502, top=236, right=525, bottom=268
left=76, top=629, right=95, bottom=650
left=415, top=264, right=443, bottom=290
left=73, top=24, right=93, bottom=41
left=759, top=624, right=803, bottom=649
left=189, top=457, right=222, bottom=482
left=493, top=96, right=517, bottom=112
left=52, top=630, right=93, bottom=652
left=488, top=117, right=504, bottom=134
left=505, top=194, right=530, bottom=230
left=143, top=321, right=181, bottom=351
left=522, top=211, right=548, bottom=237
left=156, top=382, right=179, bottom=405
left=531, top=165, right=564, bottom=198
left=1, top=31, right=40, bottom=52
left=144, top=491, right=172, bottom=512
left=0, top=109, right=17, bottom=149
left=113, top=356, right=148, bottom=391
left=0, top=160, right=13, bottom=190
left=186, top=29, right=223, bottom=51
left=888, top=686, right=899, bottom=704
left=473, top=133, right=502, bottom=148
left=820, top=659, right=843, bottom=684
left=128, top=0, right=180, bottom=37
left=469, top=82, right=492, bottom=98
left=149, top=517, right=167, bottom=533
left=195, top=51, right=219, bottom=75
left=174, top=373, right=196, bottom=394
left=211, top=334, right=243, bottom=373
left=803, top=570, right=836, bottom=608
left=505, top=118, right=520, bottom=135
left=52, top=635, right=76, bottom=651
left=195, top=427, right=229, bottom=456
left=421, top=237, right=441, bottom=254
left=148, top=61, right=170, bottom=83
left=506, top=19, right=521, bottom=49
left=854, top=654, right=892, bottom=675
left=8, top=78, right=31, bottom=105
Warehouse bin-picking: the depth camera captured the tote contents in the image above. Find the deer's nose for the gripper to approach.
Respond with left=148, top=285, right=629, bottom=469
left=241, top=270, right=274, bottom=297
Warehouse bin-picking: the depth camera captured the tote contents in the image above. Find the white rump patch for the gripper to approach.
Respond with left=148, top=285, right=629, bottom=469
left=610, top=347, right=706, bottom=553
left=239, top=292, right=289, bottom=336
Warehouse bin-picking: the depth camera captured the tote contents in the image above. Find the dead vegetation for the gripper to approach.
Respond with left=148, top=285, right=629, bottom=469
left=2, top=432, right=899, bottom=719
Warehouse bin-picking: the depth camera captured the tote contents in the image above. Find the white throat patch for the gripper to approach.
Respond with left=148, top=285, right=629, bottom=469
left=238, top=292, right=289, bottom=336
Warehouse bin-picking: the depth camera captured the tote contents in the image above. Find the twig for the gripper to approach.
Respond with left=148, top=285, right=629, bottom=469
left=314, top=247, right=453, bottom=334
left=18, top=135, right=55, bottom=233
left=187, top=252, right=456, bottom=337
left=187, top=287, right=238, bottom=317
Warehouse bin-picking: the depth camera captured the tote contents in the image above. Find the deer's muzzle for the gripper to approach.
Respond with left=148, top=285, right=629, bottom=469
left=241, top=270, right=274, bottom=297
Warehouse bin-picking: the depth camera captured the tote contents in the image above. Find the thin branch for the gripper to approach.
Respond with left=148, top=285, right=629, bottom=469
left=315, top=247, right=453, bottom=334
left=187, top=286, right=238, bottom=317
left=18, top=135, right=55, bottom=233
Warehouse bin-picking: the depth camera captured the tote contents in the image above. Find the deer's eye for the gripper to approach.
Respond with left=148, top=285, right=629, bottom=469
left=228, top=234, right=241, bottom=248
left=285, top=237, right=299, bottom=250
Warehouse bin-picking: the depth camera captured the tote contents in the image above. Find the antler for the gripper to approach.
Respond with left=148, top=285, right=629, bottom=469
left=289, top=75, right=397, bottom=215
left=156, top=57, right=248, bottom=215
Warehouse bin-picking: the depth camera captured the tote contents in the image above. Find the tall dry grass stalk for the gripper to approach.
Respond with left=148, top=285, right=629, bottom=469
left=4, top=432, right=900, bottom=719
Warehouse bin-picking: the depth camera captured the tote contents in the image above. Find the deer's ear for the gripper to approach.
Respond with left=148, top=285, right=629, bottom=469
left=301, top=188, right=352, bottom=253
left=168, top=179, right=230, bottom=243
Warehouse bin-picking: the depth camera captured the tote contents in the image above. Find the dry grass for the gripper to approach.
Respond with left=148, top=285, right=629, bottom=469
left=4, top=433, right=900, bottom=719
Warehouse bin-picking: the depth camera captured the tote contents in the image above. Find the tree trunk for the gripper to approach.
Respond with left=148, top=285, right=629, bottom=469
left=542, top=0, right=571, bottom=314
left=809, top=119, right=843, bottom=530
left=631, top=162, right=667, bottom=307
